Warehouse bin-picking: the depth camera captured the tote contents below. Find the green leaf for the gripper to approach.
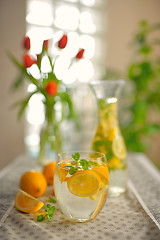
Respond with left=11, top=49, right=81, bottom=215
left=47, top=215, right=53, bottom=222
left=11, top=71, right=25, bottom=90
left=49, top=197, right=56, bottom=203
left=65, top=166, right=72, bottom=169
left=56, top=92, right=75, bottom=119
left=83, top=165, right=88, bottom=170
left=71, top=161, right=77, bottom=165
left=80, top=159, right=88, bottom=166
left=69, top=166, right=77, bottom=175
left=37, top=215, right=46, bottom=222
left=7, top=51, right=26, bottom=71
left=50, top=206, right=56, bottom=212
left=72, top=152, right=80, bottom=161
left=44, top=204, right=51, bottom=212
left=89, top=160, right=98, bottom=166
left=11, top=90, right=39, bottom=120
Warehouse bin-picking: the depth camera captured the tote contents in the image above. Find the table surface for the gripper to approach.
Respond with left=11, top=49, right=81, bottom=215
left=0, top=153, right=160, bottom=240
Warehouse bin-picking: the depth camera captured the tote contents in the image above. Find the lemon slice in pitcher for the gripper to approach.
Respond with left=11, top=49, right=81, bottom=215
left=112, top=135, right=127, bottom=159
left=67, top=170, right=101, bottom=197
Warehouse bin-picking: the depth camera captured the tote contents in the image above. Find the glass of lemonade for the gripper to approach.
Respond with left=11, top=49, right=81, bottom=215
left=54, top=151, right=109, bottom=222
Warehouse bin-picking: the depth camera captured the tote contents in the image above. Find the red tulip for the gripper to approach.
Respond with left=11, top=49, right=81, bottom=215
left=23, top=54, right=36, bottom=68
left=23, top=36, right=30, bottom=50
left=43, top=40, right=49, bottom=51
left=58, top=34, right=68, bottom=49
left=45, top=81, right=57, bottom=96
left=76, top=49, right=85, bottom=59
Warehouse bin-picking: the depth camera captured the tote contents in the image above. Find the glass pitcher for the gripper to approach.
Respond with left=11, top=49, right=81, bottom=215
left=90, top=80, right=127, bottom=197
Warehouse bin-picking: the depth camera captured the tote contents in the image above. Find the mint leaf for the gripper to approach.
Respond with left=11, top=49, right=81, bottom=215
left=89, top=160, right=98, bottom=166
left=80, top=159, right=89, bottom=170
left=72, top=152, right=80, bottom=161
left=50, top=206, right=56, bottom=212
left=80, top=159, right=88, bottom=166
left=49, top=197, right=56, bottom=203
left=69, top=166, right=77, bottom=175
left=71, top=161, right=77, bottom=165
left=37, top=214, right=45, bottom=222
left=48, top=215, right=52, bottom=222
left=44, top=204, right=51, bottom=211
left=65, top=166, right=72, bottom=169
left=83, top=165, right=88, bottom=170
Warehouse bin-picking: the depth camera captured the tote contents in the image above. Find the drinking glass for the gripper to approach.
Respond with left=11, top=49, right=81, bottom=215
left=54, top=151, right=109, bottom=222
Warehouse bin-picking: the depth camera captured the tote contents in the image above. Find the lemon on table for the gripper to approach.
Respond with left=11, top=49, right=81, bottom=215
left=15, top=189, right=44, bottom=213
left=43, top=162, right=56, bottom=185
left=112, top=134, right=127, bottom=159
left=20, top=171, right=47, bottom=198
left=67, top=170, right=101, bottom=197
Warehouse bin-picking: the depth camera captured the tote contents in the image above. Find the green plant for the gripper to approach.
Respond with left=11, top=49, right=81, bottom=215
left=103, top=20, right=160, bottom=157
left=121, top=20, right=160, bottom=152
left=37, top=203, right=56, bottom=222
left=8, top=35, right=84, bottom=165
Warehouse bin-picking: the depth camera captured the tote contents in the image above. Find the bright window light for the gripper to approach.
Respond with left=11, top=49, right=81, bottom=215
left=80, top=0, right=95, bottom=7
left=41, top=56, right=52, bottom=73
left=28, top=93, right=44, bottom=108
left=26, top=27, right=53, bottom=54
left=79, top=12, right=96, bottom=33
left=26, top=0, right=53, bottom=26
left=27, top=109, right=45, bottom=125
left=77, top=59, right=94, bottom=82
left=54, top=55, right=71, bottom=80
left=80, top=35, right=95, bottom=59
left=29, top=64, right=41, bottom=79
left=25, top=134, right=40, bottom=146
left=64, top=0, right=78, bottom=2
left=55, top=5, right=80, bottom=30
left=28, top=83, right=37, bottom=93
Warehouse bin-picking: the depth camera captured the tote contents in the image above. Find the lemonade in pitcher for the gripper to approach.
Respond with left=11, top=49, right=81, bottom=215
left=90, top=80, right=127, bottom=197
left=54, top=152, right=109, bottom=222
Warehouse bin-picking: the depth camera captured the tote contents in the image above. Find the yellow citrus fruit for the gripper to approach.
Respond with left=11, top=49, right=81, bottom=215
left=20, top=171, right=47, bottom=198
left=91, top=165, right=109, bottom=200
left=108, top=157, right=121, bottom=169
left=93, top=165, right=109, bottom=185
left=112, top=134, right=127, bottom=159
left=57, top=162, right=70, bottom=183
left=15, top=189, right=44, bottom=213
left=108, top=127, right=117, bottom=141
left=67, top=170, right=101, bottom=197
left=43, top=162, right=56, bottom=185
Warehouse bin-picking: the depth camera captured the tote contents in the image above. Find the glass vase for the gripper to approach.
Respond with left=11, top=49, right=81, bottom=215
left=90, top=80, right=127, bottom=197
left=38, top=106, right=62, bottom=166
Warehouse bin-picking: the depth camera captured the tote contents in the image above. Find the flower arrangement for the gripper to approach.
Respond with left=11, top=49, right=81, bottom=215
left=8, top=34, right=85, bottom=165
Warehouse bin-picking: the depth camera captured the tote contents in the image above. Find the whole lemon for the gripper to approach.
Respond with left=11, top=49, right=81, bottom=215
left=20, top=171, right=47, bottom=197
left=43, top=162, right=56, bottom=185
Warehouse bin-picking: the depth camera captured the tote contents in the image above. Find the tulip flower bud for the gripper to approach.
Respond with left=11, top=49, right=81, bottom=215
left=45, top=81, right=57, bottom=97
left=58, top=34, right=68, bottom=49
left=76, top=49, right=85, bottom=59
left=43, top=40, right=49, bottom=51
left=23, top=36, right=30, bottom=50
left=23, top=54, right=36, bottom=68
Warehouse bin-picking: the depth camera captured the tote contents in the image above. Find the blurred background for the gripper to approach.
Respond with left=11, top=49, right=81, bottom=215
left=0, top=0, right=160, bottom=170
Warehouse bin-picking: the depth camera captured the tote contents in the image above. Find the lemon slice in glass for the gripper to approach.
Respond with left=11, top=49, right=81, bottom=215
left=15, top=189, right=44, bottom=213
left=67, top=170, right=101, bottom=197
left=112, top=135, right=127, bottom=159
